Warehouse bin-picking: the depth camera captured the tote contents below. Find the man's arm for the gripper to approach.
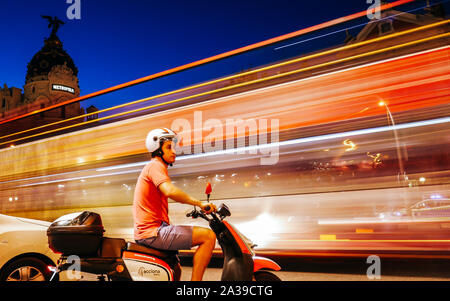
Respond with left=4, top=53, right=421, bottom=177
left=159, top=181, right=216, bottom=213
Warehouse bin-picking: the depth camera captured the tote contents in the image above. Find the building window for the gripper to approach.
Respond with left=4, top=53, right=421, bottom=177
left=86, top=105, right=99, bottom=121
left=2, top=98, right=5, bottom=108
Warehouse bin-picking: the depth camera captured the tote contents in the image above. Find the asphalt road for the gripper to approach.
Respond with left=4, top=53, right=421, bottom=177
left=179, top=257, right=450, bottom=281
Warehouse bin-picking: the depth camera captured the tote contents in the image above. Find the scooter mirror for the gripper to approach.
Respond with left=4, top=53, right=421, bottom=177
left=205, top=182, right=212, bottom=195
left=217, top=203, right=231, bottom=218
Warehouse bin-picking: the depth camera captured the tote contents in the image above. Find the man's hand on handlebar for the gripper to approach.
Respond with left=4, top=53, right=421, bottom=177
left=199, top=201, right=217, bottom=214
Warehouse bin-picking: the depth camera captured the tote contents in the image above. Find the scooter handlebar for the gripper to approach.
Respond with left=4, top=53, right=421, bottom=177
left=186, top=209, right=203, bottom=219
left=186, top=207, right=214, bottom=221
left=186, top=210, right=198, bottom=218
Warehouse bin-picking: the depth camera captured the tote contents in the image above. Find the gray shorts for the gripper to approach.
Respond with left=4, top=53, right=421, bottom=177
left=136, top=222, right=193, bottom=251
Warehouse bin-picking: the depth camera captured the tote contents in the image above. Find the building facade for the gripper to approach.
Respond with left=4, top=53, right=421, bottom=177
left=1, top=17, right=84, bottom=138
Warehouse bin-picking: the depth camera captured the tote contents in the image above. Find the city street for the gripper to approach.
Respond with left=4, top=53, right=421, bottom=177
left=180, top=257, right=450, bottom=281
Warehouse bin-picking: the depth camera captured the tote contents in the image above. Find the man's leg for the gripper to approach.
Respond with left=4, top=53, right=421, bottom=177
left=191, top=226, right=216, bottom=281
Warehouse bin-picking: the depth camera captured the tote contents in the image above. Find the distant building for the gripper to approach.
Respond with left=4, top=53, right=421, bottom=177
left=0, top=16, right=84, bottom=138
left=86, top=105, right=99, bottom=121
left=345, top=1, right=446, bottom=44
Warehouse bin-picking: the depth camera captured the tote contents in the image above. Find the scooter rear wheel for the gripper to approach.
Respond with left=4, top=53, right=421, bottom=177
left=253, top=271, right=281, bottom=281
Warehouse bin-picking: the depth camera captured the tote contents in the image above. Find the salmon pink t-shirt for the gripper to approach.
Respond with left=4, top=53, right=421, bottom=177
left=133, top=157, right=170, bottom=240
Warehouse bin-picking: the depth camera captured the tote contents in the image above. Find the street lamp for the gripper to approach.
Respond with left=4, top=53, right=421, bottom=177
left=378, top=100, right=406, bottom=183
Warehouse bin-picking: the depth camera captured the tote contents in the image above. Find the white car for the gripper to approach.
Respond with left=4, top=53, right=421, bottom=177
left=0, top=214, right=59, bottom=281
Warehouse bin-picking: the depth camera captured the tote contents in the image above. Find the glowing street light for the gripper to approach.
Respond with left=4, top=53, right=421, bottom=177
left=378, top=100, right=405, bottom=183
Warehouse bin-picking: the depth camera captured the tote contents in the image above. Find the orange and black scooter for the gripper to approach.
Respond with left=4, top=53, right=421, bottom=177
left=48, top=183, right=281, bottom=281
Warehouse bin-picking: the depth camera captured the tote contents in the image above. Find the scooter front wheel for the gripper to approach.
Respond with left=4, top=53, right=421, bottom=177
left=253, top=271, right=281, bottom=281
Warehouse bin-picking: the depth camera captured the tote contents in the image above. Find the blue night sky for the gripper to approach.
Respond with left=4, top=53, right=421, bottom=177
left=0, top=0, right=431, bottom=110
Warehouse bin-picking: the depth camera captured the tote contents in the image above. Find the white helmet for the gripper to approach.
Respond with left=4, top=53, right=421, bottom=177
left=145, top=128, right=178, bottom=154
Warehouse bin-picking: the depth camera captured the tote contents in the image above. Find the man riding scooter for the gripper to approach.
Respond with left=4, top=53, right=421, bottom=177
left=133, top=128, right=217, bottom=281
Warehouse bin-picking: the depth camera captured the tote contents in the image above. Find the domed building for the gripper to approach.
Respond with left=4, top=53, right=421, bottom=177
left=1, top=16, right=84, bottom=136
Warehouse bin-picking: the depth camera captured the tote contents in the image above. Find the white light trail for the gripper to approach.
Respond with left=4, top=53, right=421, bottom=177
left=3, top=116, right=449, bottom=188
left=97, top=116, right=450, bottom=171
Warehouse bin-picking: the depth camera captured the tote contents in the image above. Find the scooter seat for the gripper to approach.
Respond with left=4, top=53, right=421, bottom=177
left=126, top=242, right=178, bottom=258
